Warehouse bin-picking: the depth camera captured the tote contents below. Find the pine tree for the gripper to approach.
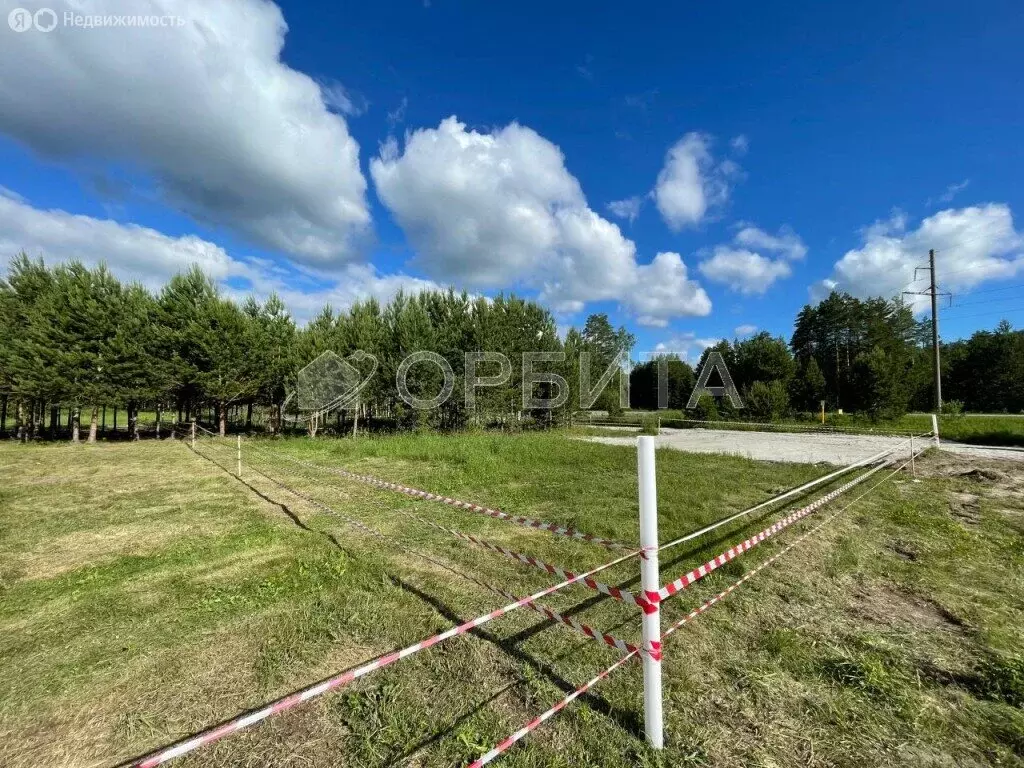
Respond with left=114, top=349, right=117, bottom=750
left=248, top=294, right=296, bottom=434
left=197, top=298, right=260, bottom=436
left=158, top=268, right=220, bottom=424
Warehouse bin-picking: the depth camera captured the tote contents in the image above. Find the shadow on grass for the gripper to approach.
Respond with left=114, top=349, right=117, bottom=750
left=113, top=441, right=645, bottom=768
left=188, top=439, right=354, bottom=557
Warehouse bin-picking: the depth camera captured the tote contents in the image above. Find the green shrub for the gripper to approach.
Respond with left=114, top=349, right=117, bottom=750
left=745, top=380, right=789, bottom=421
left=692, top=393, right=719, bottom=421
left=639, top=415, right=660, bottom=436
left=942, top=400, right=965, bottom=418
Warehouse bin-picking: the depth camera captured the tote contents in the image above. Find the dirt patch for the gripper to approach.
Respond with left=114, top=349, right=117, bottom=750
left=850, top=584, right=967, bottom=633
left=956, top=468, right=1012, bottom=483
left=918, top=451, right=1024, bottom=483
left=949, top=492, right=982, bottom=527
left=890, top=539, right=919, bottom=561
left=985, top=487, right=1024, bottom=501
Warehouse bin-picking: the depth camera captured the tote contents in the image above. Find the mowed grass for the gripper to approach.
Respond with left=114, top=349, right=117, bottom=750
left=1, top=432, right=1022, bottom=768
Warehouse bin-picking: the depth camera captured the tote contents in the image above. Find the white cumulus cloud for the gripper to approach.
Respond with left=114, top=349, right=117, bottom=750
left=734, top=224, right=807, bottom=260
left=698, top=224, right=805, bottom=294
left=652, top=333, right=720, bottom=362
left=630, top=252, right=712, bottom=327
left=606, top=196, right=643, bottom=224
left=654, top=133, right=736, bottom=231
left=0, top=193, right=431, bottom=323
left=0, top=0, right=371, bottom=264
left=370, top=117, right=711, bottom=323
left=813, top=204, right=1024, bottom=309
left=699, top=248, right=792, bottom=295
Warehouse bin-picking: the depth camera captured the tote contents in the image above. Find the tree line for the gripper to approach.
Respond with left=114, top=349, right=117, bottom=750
left=0, top=256, right=636, bottom=441
left=2, top=256, right=1021, bottom=442
left=631, top=292, right=1024, bottom=420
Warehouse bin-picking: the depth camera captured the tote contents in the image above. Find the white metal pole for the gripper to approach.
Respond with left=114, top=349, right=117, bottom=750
left=637, top=435, right=664, bottom=750
left=931, top=413, right=940, bottom=448
left=191, top=420, right=196, bottom=450
left=910, top=434, right=916, bottom=479
left=237, top=434, right=242, bottom=477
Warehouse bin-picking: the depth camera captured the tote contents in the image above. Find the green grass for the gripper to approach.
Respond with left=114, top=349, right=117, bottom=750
left=0, top=433, right=1022, bottom=767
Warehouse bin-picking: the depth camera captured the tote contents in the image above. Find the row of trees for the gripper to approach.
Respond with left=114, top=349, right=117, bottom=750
left=630, top=293, right=1024, bottom=421
left=0, top=256, right=635, bottom=441
left=2, top=256, right=1022, bottom=442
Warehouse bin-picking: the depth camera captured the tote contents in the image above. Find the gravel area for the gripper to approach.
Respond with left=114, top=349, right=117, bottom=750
left=580, top=426, right=1024, bottom=465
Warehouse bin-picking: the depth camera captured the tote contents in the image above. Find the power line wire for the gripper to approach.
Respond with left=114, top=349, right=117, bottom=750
left=941, top=306, right=1024, bottom=321
left=955, top=281, right=1024, bottom=297
left=950, top=293, right=1024, bottom=309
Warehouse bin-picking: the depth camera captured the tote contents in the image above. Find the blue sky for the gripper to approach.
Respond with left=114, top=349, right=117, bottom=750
left=1, top=0, right=1023, bottom=360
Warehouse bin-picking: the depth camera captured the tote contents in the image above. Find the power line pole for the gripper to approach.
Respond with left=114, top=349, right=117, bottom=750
left=904, top=249, right=950, bottom=412
left=928, top=249, right=942, bottom=412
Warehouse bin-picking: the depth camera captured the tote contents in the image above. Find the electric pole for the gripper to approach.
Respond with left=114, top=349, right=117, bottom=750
left=904, top=249, right=950, bottom=412
left=928, top=249, right=942, bottom=412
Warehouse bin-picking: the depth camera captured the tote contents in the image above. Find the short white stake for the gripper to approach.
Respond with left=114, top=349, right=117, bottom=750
left=191, top=420, right=196, bottom=450
left=931, top=413, right=940, bottom=448
left=237, top=434, right=242, bottom=477
left=637, top=435, right=664, bottom=750
left=910, top=434, right=918, bottom=480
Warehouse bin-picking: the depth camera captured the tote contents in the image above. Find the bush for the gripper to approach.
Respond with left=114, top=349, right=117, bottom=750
left=942, top=399, right=965, bottom=418
left=745, top=380, right=789, bottom=421
left=850, top=346, right=909, bottom=421
left=639, top=415, right=660, bottom=435
left=692, top=393, right=719, bottom=421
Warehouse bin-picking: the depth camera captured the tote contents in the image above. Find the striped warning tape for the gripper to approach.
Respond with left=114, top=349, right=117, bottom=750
left=128, top=476, right=642, bottom=767
left=467, top=454, right=915, bottom=767
left=467, top=648, right=641, bottom=768
left=267, top=449, right=627, bottom=551
left=661, top=458, right=906, bottom=640
left=656, top=463, right=884, bottom=602
left=195, top=442, right=638, bottom=659
left=392, top=507, right=651, bottom=612
left=489, top=585, right=638, bottom=656
left=651, top=439, right=908, bottom=557
left=230, top=442, right=648, bottom=613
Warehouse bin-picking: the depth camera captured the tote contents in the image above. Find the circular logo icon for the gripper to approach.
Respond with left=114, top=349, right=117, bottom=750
left=8, top=7, right=33, bottom=31
left=34, top=7, right=57, bottom=32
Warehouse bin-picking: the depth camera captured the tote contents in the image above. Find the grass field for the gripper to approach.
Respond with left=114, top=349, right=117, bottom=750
left=1, top=432, right=1022, bottom=767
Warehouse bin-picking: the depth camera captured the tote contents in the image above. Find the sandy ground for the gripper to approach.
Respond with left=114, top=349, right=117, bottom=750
left=581, top=426, right=1024, bottom=465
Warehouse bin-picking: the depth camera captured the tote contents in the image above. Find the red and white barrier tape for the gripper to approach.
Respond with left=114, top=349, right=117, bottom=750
left=392, top=506, right=650, bottom=612
left=491, top=587, right=638, bottom=656
left=657, top=462, right=886, bottom=602
left=661, top=457, right=910, bottom=641
left=176, top=426, right=916, bottom=768
left=128, top=525, right=642, bottom=767
left=652, top=438, right=911, bottom=557
left=268, top=449, right=627, bottom=551
left=225, top=442, right=648, bottom=613
left=469, top=453, right=917, bottom=767
left=195, top=442, right=638, bottom=656
left=467, top=647, right=641, bottom=768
